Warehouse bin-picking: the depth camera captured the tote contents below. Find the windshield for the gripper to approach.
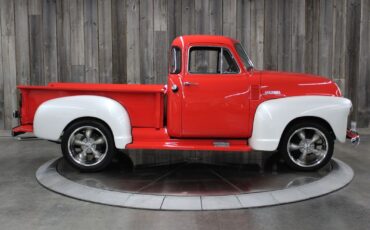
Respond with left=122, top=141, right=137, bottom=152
left=234, top=43, right=254, bottom=70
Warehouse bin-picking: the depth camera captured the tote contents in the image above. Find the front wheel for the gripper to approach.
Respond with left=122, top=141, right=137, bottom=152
left=279, top=122, right=334, bottom=171
left=61, top=119, right=116, bottom=172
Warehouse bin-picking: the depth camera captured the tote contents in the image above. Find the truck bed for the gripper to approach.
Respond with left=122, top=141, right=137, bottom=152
left=16, top=83, right=166, bottom=133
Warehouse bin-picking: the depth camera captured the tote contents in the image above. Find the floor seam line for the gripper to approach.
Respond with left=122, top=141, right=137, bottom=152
left=160, top=195, right=166, bottom=209
left=135, top=163, right=187, bottom=193
left=208, top=168, right=244, bottom=193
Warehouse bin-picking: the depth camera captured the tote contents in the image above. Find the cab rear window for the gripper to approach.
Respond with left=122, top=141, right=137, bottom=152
left=170, top=47, right=181, bottom=74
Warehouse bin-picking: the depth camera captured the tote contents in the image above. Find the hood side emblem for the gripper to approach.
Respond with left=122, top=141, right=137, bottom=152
left=263, top=90, right=281, bottom=95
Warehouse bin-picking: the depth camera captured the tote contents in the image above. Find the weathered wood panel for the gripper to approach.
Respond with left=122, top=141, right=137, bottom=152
left=209, top=0, right=222, bottom=35
left=139, top=0, right=154, bottom=83
left=357, top=0, right=370, bottom=127
left=0, top=1, right=4, bottom=129
left=318, top=0, right=333, bottom=77
left=168, top=0, right=182, bottom=41
left=56, top=0, right=71, bottom=82
left=277, top=0, right=292, bottom=71
left=236, top=0, right=251, bottom=54
left=0, top=0, right=369, bottom=131
left=345, top=0, right=361, bottom=124
left=28, top=0, right=41, bottom=14
left=15, top=0, right=30, bottom=85
left=84, top=0, right=99, bottom=83
left=223, top=0, right=237, bottom=38
left=111, top=0, right=126, bottom=83
left=263, top=0, right=278, bottom=70
left=181, top=0, right=195, bottom=35
left=70, top=0, right=85, bottom=82
left=126, top=0, right=140, bottom=84
left=0, top=0, right=17, bottom=128
left=331, top=0, right=347, bottom=91
left=305, top=0, right=315, bottom=74
left=195, top=0, right=210, bottom=34
left=28, top=0, right=43, bottom=85
left=248, top=0, right=265, bottom=69
left=291, top=0, right=305, bottom=72
left=98, top=0, right=112, bottom=83
left=253, top=0, right=264, bottom=69
left=43, top=0, right=58, bottom=83
left=153, top=0, right=168, bottom=84
left=311, top=0, right=320, bottom=75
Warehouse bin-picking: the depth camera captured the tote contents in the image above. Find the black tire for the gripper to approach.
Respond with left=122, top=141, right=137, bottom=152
left=279, top=121, right=334, bottom=171
left=61, top=119, right=116, bottom=172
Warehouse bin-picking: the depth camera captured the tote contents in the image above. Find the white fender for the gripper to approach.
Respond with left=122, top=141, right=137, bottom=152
left=249, top=96, right=352, bottom=151
left=34, top=95, right=132, bottom=149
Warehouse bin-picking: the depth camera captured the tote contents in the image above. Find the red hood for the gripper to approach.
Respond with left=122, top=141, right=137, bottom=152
left=257, top=70, right=341, bottom=99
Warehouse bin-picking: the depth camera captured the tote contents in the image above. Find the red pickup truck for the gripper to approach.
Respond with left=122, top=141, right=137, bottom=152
left=12, top=35, right=358, bottom=172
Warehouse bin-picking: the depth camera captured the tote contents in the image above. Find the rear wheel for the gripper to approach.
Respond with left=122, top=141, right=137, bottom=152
left=61, top=119, right=116, bottom=172
left=279, top=121, right=334, bottom=171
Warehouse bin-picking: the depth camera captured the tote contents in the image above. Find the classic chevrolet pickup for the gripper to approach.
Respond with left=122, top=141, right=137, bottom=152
left=12, top=35, right=359, bottom=172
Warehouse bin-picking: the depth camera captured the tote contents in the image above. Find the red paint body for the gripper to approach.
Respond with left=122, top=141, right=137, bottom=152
left=13, top=35, right=341, bottom=152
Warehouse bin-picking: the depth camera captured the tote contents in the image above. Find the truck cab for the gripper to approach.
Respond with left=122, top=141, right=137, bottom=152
left=12, top=35, right=357, bottom=172
left=167, top=36, right=256, bottom=139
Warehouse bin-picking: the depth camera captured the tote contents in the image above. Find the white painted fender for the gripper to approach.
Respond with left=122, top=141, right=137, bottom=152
left=249, top=96, right=352, bottom=151
left=34, top=96, right=132, bottom=149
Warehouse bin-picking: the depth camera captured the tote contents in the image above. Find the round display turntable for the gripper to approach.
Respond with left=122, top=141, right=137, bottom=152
left=36, top=155, right=353, bottom=210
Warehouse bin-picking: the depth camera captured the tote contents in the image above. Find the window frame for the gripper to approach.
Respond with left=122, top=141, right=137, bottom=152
left=234, top=43, right=254, bottom=70
left=187, top=45, right=241, bottom=75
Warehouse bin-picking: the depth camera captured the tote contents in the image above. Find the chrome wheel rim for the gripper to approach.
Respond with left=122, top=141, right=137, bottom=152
left=67, top=126, right=108, bottom=167
left=287, top=127, right=329, bottom=168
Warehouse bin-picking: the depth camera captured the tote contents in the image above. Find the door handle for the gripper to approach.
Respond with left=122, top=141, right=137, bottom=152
left=184, top=81, right=199, bottom=86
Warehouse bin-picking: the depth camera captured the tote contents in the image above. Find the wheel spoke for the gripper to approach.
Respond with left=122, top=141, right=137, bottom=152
left=309, top=133, right=320, bottom=144
left=91, top=148, right=102, bottom=159
left=85, top=129, right=93, bottom=139
left=73, top=139, right=86, bottom=146
left=289, top=143, right=300, bottom=151
left=77, top=149, right=87, bottom=162
left=311, top=148, right=326, bottom=157
left=298, top=131, right=306, bottom=140
left=298, top=152, right=308, bottom=163
left=93, top=137, right=105, bottom=145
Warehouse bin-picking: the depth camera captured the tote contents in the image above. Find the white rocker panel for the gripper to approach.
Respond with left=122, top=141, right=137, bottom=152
left=33, top=95, right=132, bottom=149
left=249, top=96, right=352, bottom=151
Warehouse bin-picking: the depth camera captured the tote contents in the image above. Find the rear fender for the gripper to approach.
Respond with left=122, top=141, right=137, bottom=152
left=34, top=95, right=132, bottom=149
left=249, top=96, right=352, bottom=151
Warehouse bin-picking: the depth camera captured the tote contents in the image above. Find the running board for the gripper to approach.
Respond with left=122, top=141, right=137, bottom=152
left=127, top=139, right=252, bottom=152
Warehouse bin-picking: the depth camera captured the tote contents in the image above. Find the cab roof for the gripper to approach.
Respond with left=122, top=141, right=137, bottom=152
left=171, top=35, right=239, bottom=48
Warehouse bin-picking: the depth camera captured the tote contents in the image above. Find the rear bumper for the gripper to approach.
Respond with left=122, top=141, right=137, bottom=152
left=346, top=129, right=360, bottom=145
left=11, top=125, right=33, bottom=137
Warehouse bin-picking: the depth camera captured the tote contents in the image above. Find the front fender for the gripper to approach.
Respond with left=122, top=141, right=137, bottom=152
left=249, top=96, right=352, bottom=151
left=34, top=95, right=132, bottom=149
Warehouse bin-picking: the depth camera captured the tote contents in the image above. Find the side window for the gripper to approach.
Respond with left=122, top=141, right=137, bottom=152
left=188, top=47, right=239, bottom=74
left=189, top=47, right=220, bottom=74
left=170, top=47, right=181, bottom=74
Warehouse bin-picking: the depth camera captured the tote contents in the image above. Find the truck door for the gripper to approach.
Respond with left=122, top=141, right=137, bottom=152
left=181, top=46, right=250, bottom=138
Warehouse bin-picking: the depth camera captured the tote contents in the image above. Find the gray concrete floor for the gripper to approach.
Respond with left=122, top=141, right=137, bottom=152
left=0, top=133, right=369, bottom=230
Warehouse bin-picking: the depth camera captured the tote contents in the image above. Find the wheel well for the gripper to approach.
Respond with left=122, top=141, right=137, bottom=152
left=282, top=116, right=336, bottom=141
left=60, top=117, right=114, bottom=141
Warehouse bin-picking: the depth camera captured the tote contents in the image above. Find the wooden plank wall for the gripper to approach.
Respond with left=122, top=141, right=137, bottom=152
left=0, top=0, right=369, bottom=130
